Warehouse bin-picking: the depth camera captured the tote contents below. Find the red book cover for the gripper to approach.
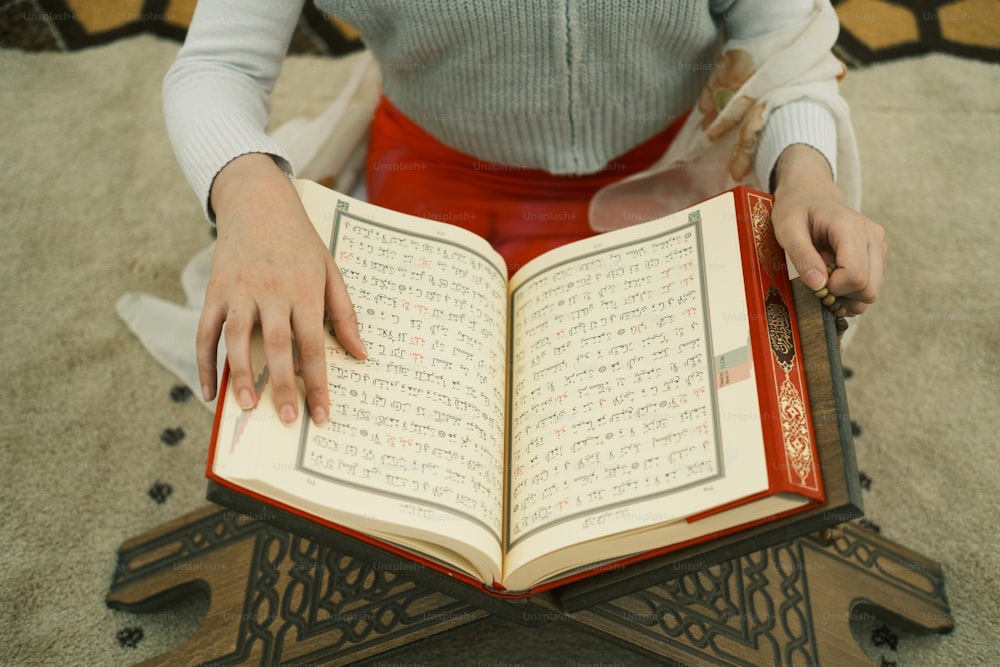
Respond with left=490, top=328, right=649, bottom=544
left=688, top=187, right=824, bottom=526
left=535, top=188, right=828, bottom=596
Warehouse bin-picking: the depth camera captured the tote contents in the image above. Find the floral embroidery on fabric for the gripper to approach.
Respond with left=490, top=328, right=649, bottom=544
left=697, top=48, right=757, bottom=140
left=694, top=48, right=769, bottom=181
left=695, top=48, right=769, bottom=181
left=730, top=101, right=767, bottom=180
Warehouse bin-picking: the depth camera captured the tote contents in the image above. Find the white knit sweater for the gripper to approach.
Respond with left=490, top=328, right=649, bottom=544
left=163, top=0, right=839, bottom=216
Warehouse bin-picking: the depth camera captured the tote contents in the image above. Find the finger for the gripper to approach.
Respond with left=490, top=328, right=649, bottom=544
left=221, top=306, right=260, bottom=410
left=858, top=221, right=886, bottom=304
left=826, top=212, right=872, bottom=300
left=195, top=300, right=226, bottom=402
left=840, top=222, right=886, bottom=314
left=772, top=206, right=829, bottom=291
left=257, top=302, right=299, bottom=424
left=325, top=255, right=368, bottom=359
left=836, top=295, right=870, bottom=316
left=291, top=302, right=331, bottom=426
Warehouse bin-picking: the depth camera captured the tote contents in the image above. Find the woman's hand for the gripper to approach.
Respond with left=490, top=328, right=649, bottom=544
left=770, top=144, right=886, bottom=315
left=198, top=153, right=367, bottom=425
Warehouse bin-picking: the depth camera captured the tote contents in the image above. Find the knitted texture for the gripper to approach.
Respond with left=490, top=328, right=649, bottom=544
left=164, top=0, right=837, bottom=214
left=322, top=0, right=719, bottom=174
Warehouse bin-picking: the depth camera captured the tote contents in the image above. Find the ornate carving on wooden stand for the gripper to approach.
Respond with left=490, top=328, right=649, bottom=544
left=108, top=508, right=951, bottom=666
left=106, top=505, right=487, bottom=666
left=572, top=523, right=952, bottom=665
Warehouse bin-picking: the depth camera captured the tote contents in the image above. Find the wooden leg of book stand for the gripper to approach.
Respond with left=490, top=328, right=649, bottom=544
left=107, top=507, right=952, bottom=666
left=106, top=505, right=488, bottom=666
left=571, top=524, right=953, bottom=665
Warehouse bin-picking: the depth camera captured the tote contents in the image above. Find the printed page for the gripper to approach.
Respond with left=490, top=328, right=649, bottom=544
left=213, top=181, right=510, bottom=584
left=503, top=192, right=772, bottom=581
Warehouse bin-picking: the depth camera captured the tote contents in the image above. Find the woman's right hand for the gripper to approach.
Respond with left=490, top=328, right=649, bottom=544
left=198, top=153, right=367, bottom=426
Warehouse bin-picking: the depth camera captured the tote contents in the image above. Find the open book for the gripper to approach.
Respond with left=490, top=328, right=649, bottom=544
left=207, top=180, right=824, bottom=596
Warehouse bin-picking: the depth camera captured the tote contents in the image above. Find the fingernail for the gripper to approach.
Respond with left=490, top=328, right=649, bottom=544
left=202, top=384, right=213, bottom=402
left=312, top=406, right=327, bottom=424
left=280, top=403, right=297, bottom=424
left=239, top=389, right=254, bottom=409
left=804, top=267, right=826, bottom=291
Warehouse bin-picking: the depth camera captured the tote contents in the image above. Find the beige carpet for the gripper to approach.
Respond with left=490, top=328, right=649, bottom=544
left=1, top=35, right=998, bottom=666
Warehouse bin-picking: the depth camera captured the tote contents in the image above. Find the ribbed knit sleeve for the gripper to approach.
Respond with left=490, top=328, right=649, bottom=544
left=754, top=99, right=839, bottom=190
left=162, top=0, right=305, bottom=220
left=715, top=0, right=841, bottom=190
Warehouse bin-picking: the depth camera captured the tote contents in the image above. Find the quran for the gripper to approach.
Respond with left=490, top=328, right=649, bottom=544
left=207, top=179, right=825, bottom=596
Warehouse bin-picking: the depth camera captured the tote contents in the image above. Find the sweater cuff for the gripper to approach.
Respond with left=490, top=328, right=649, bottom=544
left=754, top=99, right=838, bottom=192
left=174, top=113, right=294, bottom=222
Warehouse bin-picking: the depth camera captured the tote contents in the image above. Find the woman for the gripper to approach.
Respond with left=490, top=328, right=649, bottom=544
left=163, top=0, right=885, bottom=426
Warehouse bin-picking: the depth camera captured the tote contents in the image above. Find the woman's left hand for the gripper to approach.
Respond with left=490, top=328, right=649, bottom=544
left=769, top=144, right=886, bottom=315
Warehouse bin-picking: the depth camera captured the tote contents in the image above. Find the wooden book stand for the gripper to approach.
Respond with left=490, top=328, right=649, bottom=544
left=106, top=283, right=953, bottom=665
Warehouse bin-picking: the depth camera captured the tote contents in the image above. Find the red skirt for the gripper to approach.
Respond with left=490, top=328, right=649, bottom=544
left=365, top=96, right=687, bottom=275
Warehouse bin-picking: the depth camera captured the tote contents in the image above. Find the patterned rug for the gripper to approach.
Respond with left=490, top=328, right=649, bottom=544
left=833, top=0, right=1000, bottom=65
left=0, top=0, right=362, bottom=54
left=2, top=3, right=998, bottom=667
left=1, top=0, right=998, bottom=65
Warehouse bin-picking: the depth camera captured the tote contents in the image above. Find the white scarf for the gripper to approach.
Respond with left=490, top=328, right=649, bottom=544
left=589, top=0, right=859, bottom=231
